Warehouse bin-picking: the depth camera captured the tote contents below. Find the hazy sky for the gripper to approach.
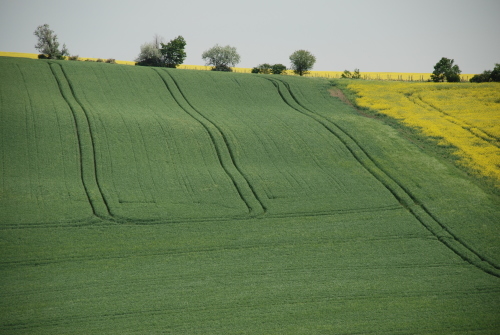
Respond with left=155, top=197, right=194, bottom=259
left=1, top=0, right=499, bottom=73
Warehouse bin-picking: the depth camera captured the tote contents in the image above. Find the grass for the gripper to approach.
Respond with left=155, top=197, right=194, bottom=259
left=0, top=56, right=499, bottom=334
left=342, top=80, right=500, bottom=185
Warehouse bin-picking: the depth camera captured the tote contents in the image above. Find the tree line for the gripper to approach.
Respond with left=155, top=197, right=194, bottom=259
left=33, top=24, right=317, bottom=76
left=33, top=24, right=498, bottom=81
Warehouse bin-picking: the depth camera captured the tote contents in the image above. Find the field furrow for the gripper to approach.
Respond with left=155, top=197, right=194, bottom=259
left=49, top=63, right=113, bottom=220
left=277, top=77, right=500, bottom=276
left=1, top=57, right=498, bottom=334
left=154, top=68, right=265, bottom=215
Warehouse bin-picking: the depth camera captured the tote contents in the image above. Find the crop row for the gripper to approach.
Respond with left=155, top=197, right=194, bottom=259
left=348, top=81, right=500, bottom=186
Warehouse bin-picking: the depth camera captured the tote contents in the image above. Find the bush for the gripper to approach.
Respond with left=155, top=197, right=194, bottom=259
left=469, top=64, right=500, bottom=83
left=252, top=63, right=272, bottom=74
left=271, top=64, right=287, bottom=75
left=341, top=69, right=361, bottom=79
left=490, top=63, right=500, bottom=82
left=68, top=55, right=79, bottom=61
left=202, top=44, right=241, bottom=71
left=252, top=63, right=287, bottom=75
left=212, top=64, right=232, bottom=72
left=105, top=58, right=116, bottom=64
left=470, top=71, right=491, bottom=83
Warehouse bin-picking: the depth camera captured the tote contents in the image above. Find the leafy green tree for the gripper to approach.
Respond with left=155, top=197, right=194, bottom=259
left=252, top=63, right=287, bottom=75
left=160, top=36, right=187, bottom=68
left=289, top=50, right=316, bottom=76
left=34, top=24, right=69, bottom=60
left=252, top=63, right=272, bottom=74
left=202, top=44, right=241, bottom=71
left=490, top=63, right=500, bottom=82
left=271, top=64, right=287, bottom=75
left=431, top=57, right=461, bottom=82
left=470, top=63, right=500, bottom=83
left=470, top=70, right=492, bottom=83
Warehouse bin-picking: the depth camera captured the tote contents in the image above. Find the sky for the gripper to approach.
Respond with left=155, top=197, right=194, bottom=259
left=1, top=0, right=499, bottom=74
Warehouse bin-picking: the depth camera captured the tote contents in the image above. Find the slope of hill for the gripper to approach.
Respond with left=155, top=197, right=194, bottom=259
left=0, top=57, right=499, bottom=334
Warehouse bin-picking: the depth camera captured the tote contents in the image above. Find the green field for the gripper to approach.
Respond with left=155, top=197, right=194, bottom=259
left=1, top=57, right=499, bottom=333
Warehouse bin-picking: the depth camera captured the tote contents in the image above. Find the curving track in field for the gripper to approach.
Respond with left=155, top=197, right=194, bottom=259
left=266, top=77, right=500, bottom=277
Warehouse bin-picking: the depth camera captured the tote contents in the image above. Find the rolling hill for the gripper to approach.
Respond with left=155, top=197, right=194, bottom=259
left=1, top=56, right=499, bottom=334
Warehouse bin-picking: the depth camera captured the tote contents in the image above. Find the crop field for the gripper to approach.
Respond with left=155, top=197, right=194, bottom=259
left=345, top=81, right=500, bottom=186
left=0, top=56, right=499, bottom=333
left=1, top=51, right=477, bottom=80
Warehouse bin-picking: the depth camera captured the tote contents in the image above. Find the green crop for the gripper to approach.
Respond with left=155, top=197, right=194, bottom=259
left=1, top=57, right=499, bottom=334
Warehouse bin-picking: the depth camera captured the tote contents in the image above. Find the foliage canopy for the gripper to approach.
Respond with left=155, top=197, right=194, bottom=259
left=252, top=63, right=287, bottom=75
left=202, top=44, right=241, bottom=71
left=430, top=57, right=461, bottom=82
left=160, top=36, right=187, bottom=68
left=33, top=24, right=69, bottom=60
left=289, top=50, right=316, bottom=76
left=470, top=63, right=500, bottom=83
left=136, top=35, right=186, bottom=68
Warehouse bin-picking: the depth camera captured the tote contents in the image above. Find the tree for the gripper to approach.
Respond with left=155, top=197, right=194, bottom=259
left=470, top=70, right=492, bottom=83
left=252, top=63, right=272, bottom=74
left=470, top=63, right=500, bottom=83
left=252, top=63, right=287, bottom=75
left=340, top=70, right=352, bottom=78
left=202, top=44, right=241, bottom=71
left=135, top=35, right=186, bottom=68
left=340, top=68, right=361, bottom=79
left=490, top=63, right=500, bottom=82
left=135, top=41, right=162, bottom=66
left=431, top=57, right=461, bottom=82
left=160, top=36, right=186, bottom=68
left=289, top=50, right=316, bottom=76
left=34, top=24, right=69, bottom=59
left=271, top=64, right=287, bottom=75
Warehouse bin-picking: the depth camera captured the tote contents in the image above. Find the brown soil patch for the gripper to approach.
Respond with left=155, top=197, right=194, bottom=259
left=328, top=88, right=377, bottom=119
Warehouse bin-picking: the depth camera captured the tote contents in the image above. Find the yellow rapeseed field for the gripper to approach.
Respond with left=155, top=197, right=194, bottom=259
left=347, top=81, right=500, bottom=185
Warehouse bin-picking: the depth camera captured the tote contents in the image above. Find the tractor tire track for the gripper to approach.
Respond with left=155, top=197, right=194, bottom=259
left=153, top=68, right=266, bottom=215
left=266, top=77, right=500, bottom=278
left=409, top=94, right=500, bottom=146
left=48, top=63, right=113, bottom=221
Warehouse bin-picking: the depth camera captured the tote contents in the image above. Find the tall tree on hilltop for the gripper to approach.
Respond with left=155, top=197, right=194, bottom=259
left=289, top=50, right=316, bottom=76
left=202, top=44, right=241, bottom=72
left=160, top=36, right=187, bottom=68
left=34, top=24, right=69, bottom=59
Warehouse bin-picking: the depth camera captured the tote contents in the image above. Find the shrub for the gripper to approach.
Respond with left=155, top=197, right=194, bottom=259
left=212, top=64, right=232, bottom=72
left=341, top=69, right=362, bottom=79
left=271, top=64, right=287, bottom=75
left=105, top=58, right=116, bottom=64
left=68, top=55, right=79, bottom=61
left=202, top=44, right=241, bottom=71
left=252, top=63, right=287, bottom=75
left=490, top=63, right=500, bottom=82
